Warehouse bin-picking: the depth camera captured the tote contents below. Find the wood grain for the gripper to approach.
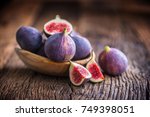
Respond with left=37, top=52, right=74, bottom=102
left=0, top=2, right=150, bottom=100
left=123, top=16, right=150, bottom=99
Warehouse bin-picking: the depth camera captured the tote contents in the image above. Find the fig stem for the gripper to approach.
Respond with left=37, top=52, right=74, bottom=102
left=63, top=28, right=68, bottom=35
left=69, top=60, right=73, bottom=64
left=55, top=15, right=61, bottom=20
left=104, top=46, right=111, bottom=52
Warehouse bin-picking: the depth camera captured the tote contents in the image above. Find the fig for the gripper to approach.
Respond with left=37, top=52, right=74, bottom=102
left=69, top=61, right=91, bottom=86
left=99, top=46, right=128, bottom=76
left=36, top=41, right=47, bottom=57
left=44, top=15, right=73, bottom=36
left=70, top=31, right=92, bottom=60
left=86, top=59, right=104, bottom=83
left=16, top=26, right=42, bottom=53
left=44, top=28, right=76, bottom=62
left=42, top=32, right=48, bottom=41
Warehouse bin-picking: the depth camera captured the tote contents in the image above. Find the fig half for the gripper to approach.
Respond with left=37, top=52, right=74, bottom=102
left=69, top=61, right=91, bottom=86
left=86, top=59, right=104, bottom=83
left=44, top=15, right=73, bottom=36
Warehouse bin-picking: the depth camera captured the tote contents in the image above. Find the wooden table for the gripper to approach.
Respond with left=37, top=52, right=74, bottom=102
left=0, top=1, right=150, bottom=100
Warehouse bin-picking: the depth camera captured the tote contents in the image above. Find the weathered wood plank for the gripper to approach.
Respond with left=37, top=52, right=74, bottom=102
left=0, top=1, right=41, bottom=69
left=122, top=16, right=150, bottom=99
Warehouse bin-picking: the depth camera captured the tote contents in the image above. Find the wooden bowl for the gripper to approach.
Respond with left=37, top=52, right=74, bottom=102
left=15, top=48, right=95, bottom=76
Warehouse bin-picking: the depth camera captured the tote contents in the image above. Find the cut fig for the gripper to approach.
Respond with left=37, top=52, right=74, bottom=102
left=69, top=61, right=91, bottom=86
left=44, top=15, right=73, bottom=36
left=86, top=59, right=104, bottom=83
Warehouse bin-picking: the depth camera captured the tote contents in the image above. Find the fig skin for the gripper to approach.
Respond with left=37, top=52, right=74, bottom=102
left=99, top=46, right=128, bottom=76
left=16, top=26, right=42, bottom=53
left=70, top=31, right=92, bottom=60
left=36, top=41, right=47, bottom=57
left=44, top=29, right=76, bottom=62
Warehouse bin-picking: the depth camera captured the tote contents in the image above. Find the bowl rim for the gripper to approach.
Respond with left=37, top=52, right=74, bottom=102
left=15, top=48, right=95, bottom=65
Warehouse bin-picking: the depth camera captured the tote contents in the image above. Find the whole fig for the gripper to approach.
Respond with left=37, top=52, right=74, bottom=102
left=16, top=26, right=42, bottom=52
left=44, top=28, right=76, bottom=62
left=70, top=31, right=92, bottom=60
left=99, top=46, right=128, bottom=76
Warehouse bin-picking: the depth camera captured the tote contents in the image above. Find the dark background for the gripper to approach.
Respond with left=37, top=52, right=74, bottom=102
left=0, top=0, right=150, bottom=12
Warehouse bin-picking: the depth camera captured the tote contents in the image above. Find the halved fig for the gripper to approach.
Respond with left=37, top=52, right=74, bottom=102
left=44, top=15, right=73, bottom=36
left=86, top=59, right=104, bottom=83
left=69, top=61, right=91, bottom=86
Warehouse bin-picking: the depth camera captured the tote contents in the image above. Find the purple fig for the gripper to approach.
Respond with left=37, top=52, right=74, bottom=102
left=36, top=42, right=47, bottom=57
left=44, top=28, right=76, bottom=62
left=70, top=31, right=92, bottom=60
left=16, top=26, right=42, bottom=52
left=99, top=46, right=128, bottom=76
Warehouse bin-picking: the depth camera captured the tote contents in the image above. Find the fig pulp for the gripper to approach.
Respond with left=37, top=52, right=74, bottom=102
left=86, top=59, right=104, bottom=83
left=69, top=62, right=91, bottom=86
left=99, top=46, right=128, bottom=76
left=70, top=31, right=92, bottom=60
left=44, top=28, right=76, bottom=62
left=16, top=26, right=42, bottom=53
left=44, top=15, right=73, bottom=36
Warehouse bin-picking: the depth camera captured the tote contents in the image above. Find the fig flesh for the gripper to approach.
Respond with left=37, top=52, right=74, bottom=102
left=44, top=15, right=73, bottom=36
left=69, top=61, right=91, bottom=86
left=86, top=59, right=104, bottom=83
left=16, top=26, right=42, bottom=53
left=44, top=28, right=76, bottom=62
left=99, top=46, right=128, bottom=76
left=70, top=31, right=92, bottom=60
